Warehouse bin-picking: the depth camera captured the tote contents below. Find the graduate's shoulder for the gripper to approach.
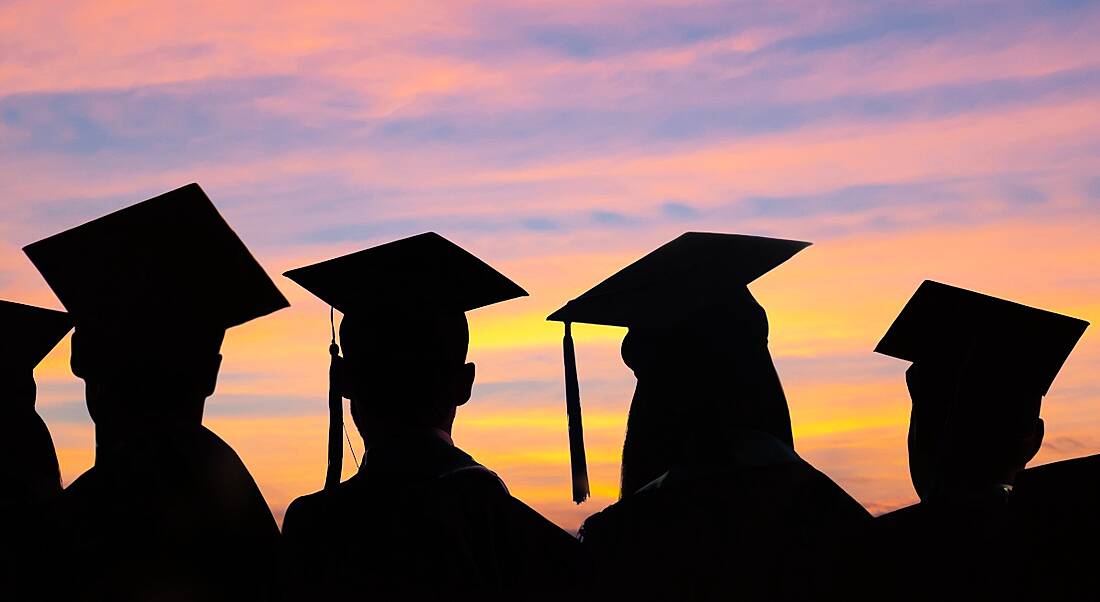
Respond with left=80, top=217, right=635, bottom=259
left=792, top=461, right=873, bottom=520
left=577, top=490, right=657, bottom=544
left=283, top=489, right=325, bottom=526
left=193, top=426, right=250, bottom=462
left=1018, top=453, right=1100, bottom=491
left=874, top=502, right=925, bottom=531
left=282, top=475, right=366, bottom=533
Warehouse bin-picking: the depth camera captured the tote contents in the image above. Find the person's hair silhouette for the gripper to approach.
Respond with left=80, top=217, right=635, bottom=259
left=0, top=301, right=71, bottom=599
left=616, top=297, right=794, bottom=497
left=23, top=183, right=288, bottom=601
left=0, top=300, right=70, bottom=507
left=279, top=232, right=579, bottom=600
left=550, top=232, right=871, bottom=601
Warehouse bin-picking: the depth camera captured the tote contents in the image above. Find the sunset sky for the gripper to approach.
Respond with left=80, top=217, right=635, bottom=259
left=3, top=0, right=1098, bottom=532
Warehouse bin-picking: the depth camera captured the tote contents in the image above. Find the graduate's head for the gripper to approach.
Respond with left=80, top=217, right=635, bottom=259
left=906, top=358, right=1046, bottom=501
left=338, top=310, right=475, bottom=436
left=23, top=183, right=289, bottom=432
left=0, top=300, right=71, bottom=412
left=69, top=321, right=226, bottom=425
left=621, top=289, right=774, bottom=387
left=877, top=281, right=1087, bottom=501
left=283, top=231, right=528, bottom=448
left=548, top=232, right=810, bottom=500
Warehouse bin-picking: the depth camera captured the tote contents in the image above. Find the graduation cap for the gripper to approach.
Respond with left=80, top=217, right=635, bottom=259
left=283, top=232, right=528, bottom=491
left=547, top=232, right=811, bottom=503
left=875, top=280, right=1089, bottom=397
left=0, top=300, right=72, bottom=370
left=22, top=183, right=289, bottom=334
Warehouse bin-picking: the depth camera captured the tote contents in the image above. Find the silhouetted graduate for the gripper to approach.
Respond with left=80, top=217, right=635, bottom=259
left=279, top=232, right=580, bottom=601
left=550, top=232, right=871, bottom=601
left=24, top=183, right=289, bottom=601
left=0, top=300, right=71, bottom=598
left=869, top=280, right=1088, bottom=600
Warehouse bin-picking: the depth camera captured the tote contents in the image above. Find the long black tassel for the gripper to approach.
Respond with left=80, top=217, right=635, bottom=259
left=325, top=309, right=343, bottom=491
left=563, top=322, right=590, bottom=504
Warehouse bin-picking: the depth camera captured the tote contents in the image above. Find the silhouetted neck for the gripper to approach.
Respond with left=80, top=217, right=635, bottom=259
left=694, top=426, right=798, bottom=466
left=365, top=427, right=453, bottom=452
left=94, top=415, right=204, bottom=464
left=357, top=428, right=474, bottom=483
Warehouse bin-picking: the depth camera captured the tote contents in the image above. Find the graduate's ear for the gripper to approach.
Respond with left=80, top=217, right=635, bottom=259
left=454, top=362, right=475, bottom=407
left=1022, top=417, right=1045, bottom=466
left=69, top=327, right=95, bottom=380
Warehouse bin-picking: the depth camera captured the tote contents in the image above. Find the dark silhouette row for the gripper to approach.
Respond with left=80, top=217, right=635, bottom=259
left=1, top=183, right=1091, bottom=601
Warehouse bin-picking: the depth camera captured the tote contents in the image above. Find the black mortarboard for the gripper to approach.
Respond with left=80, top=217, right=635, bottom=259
left=547, top=232, right=811, bottom=503
left=284, top=232, right=528, bottom=315
left=23, top=183, right=289, bottom=333
left=0, top=300, right=72, bottom=369
left=283, top=232, right=528, bottom=490
left=875, top=280, right=1089, bottom=396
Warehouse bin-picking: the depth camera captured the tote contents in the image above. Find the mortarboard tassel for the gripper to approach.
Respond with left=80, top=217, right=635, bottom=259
left=324, top=308, right=343, bottom=491
left=563, top=322, right=590, bottom=503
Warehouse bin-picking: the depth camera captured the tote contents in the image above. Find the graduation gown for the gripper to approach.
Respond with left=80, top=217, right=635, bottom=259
left=579, top=428, right=871, bottom=601
left=0, top=409, right=62, bottom=601
left=58, top=424, right=279, bottom=602
left=1012, top=454, right=1100, bottom=598
left=279, top=431, right=580, bottom=601
left=865, top=488, right=1015, bottom=602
